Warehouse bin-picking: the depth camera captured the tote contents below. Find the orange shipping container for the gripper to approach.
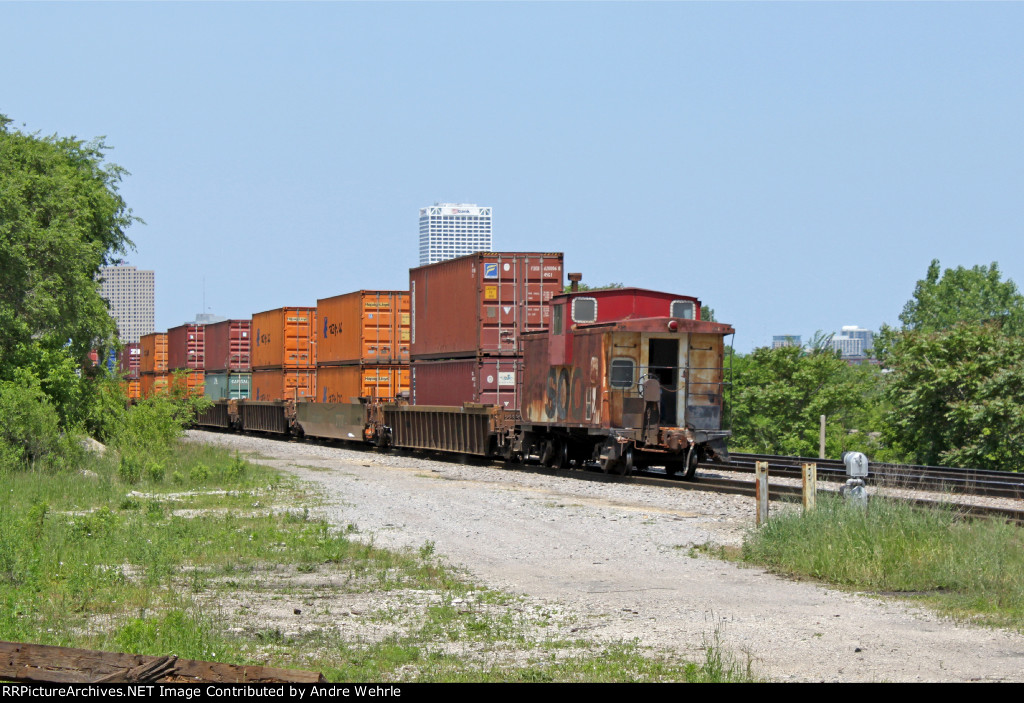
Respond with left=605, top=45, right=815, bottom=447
left=140, top=373, right=169, bottom=398
left=121, top=379, right=141, bottom=401
left=140, top=333, right=168, bottom=374
left=316, top=364, right=409, bottom=404
left=170, top=370, right=205, bottom=397
left=252, top=368, right=316, bottom=402
left=251, top=307, right=317, bottom=370
left=317, top=291, right=410, bottom=366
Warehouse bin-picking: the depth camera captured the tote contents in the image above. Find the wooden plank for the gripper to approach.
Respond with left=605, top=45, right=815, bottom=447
left=0, top=641, right=325, bottom=684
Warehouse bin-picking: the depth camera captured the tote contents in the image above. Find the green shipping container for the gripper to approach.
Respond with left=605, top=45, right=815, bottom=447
left=205, top=372, right=252, bottom=400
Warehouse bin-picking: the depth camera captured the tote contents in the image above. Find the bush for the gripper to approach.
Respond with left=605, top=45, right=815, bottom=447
left=0, top=375, right=67, bottom=470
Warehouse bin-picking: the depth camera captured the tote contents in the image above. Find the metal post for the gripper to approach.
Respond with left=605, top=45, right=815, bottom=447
left=819, top=415, right=826, bottom=459
left=755, top=460, right=769, bottom=526
left=802, top=462, right=817, bottom=513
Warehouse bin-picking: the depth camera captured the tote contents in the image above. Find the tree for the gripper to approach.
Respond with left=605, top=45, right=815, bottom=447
left=898, top=259, right=1024, bottom=335
left=0, top=115, right=136, bottom=429
left=726, top=345, right=884, bottom=457
left=882, top=322, right=1024, bottom=470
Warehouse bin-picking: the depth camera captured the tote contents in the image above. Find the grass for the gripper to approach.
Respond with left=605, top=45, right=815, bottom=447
left=0, top=438, right=754, bottom=682
left=740, top=494, right=1024, bottom=629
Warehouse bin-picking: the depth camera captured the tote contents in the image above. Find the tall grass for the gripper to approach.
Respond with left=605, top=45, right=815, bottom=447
left=742, top=495, right=1024, bottom=627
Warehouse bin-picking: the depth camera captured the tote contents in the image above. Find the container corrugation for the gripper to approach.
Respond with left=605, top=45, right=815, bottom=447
left=316, top=364, right=409, bottom=404
left=316, top=291, right=410, bottom=365
left=411, top=357, right=523, bottom=410
left=121, top=379, right=141, bottom=401
left=410, top=252, right=563, bottom=360
left=120, top=343, right=141, bottom=379
left=251, top=307, right=317, bottom=370
left=140, top=373, right=169, bottom=398
left=167, top=324, right=205, bottom=370
left=251, top=368, right=316, bottom=402
left=140, top=334, right=168, bottom=374
left=204, top=319, right=252, bottom=372
left=204, top=372, right=252, bottom=400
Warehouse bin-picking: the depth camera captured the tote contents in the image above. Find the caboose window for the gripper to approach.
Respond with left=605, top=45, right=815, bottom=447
left=610, top=358, right=635, bottom=389
left=671, top=300, right=695, bottom=320
left=552, top=303, right=564, bottom=335
left=572, top=297, right=597, bottom=323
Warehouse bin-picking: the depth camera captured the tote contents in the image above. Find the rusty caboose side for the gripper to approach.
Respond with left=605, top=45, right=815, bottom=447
left=518, top=288, right=734, bottom=476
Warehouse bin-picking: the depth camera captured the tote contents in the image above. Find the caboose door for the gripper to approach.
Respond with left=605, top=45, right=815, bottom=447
left=642, top=334, right=688, bottom=428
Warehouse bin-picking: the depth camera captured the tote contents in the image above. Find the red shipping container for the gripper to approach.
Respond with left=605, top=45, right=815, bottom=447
left=252, top=368, right=316, bottom=402
left=140, top=333, right=168, bottom=374
left=411, top=357, right=522, bottom=410
left=205, top=319, right=252, bottom=372
left=251, top=307, right=317, bottom=370
left=317, top=364, right=409, bottom=404
left=317, top=291, right=410, bottom=365
left=167, top=324, right=205, bottom=370
left=120, top=343, right=141, bottom=379
left=410, top=252, right=563, bottom=360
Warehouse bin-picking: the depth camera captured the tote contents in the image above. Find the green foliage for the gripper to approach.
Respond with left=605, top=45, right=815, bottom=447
left=727, top=345, right=884, bottom=457
left=700, top=305, right=716, bottom=322
left=0, top=116, right=136, bottom=374
left=881, top=322, right=1024, bottom=470
left=0, top=372, right=75, bottom=470
left=898, top=259, right=1024, bottom=335
left=742, top=495, right=1024, bottom=627
left=562, top=282, right=624, bottom=293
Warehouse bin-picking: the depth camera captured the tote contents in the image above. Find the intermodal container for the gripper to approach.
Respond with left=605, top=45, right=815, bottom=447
left=205, top=319, right=252, bottom=372
left=120, top=343, right=141, bottom=379
left=204, top=372, right=252, bottom=400
left=140, top=333, right=168, bottom=374
left=171, top=370, right=205, bottom=397
left=317, top=364, right=409, bottom=404
left=251, top=368, right=316, bottom=402
left=251, top=307, right=317, bottom=370
left=140, top=373, right=169, bottom=398
left=317, top=291, right=410, bottom=366
left=121, top=379, right=141, bottom=401
left=167, top=324, right=205, bottom=370
left=410, top=252, right=563, bottom=360
left=410, top=357, right=523, bottom=410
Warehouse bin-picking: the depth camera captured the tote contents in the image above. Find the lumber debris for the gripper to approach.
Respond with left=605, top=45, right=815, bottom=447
left=0, top=641, right=326, bottom=684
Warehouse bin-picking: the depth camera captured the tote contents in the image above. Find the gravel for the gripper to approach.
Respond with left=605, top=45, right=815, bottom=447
left=188, top=430, right=1024, bottom=682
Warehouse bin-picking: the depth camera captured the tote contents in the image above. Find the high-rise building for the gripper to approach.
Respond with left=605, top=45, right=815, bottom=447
left=98, top=265, right=155, bottom=343
left=418, top=203, right=492, bottom=265
left=772, top=335, right=802, bottom=349
left=830, top=326, right=875, bottom=359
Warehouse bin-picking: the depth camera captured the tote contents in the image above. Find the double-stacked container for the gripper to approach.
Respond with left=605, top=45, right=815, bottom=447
left=204, top=319, right=252, bottom=400
left=167, top=323, right=205, bottom=397
left=119, top=343, right=141, bottom=400
left=316, top=291, right=411, bottom=403
left=409, top=252, right=563, bottom=410
left=139, top=333, right=168, bottom=398
left=251, top=307, right=317, bottom=401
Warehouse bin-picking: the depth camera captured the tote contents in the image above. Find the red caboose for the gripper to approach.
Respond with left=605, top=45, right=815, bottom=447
left=518, top=287, right=734, bottom=476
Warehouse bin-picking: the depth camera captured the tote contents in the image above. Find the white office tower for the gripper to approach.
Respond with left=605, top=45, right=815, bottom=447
left=97, top=265, right=155, bottom=343
left=419, top=203, right=493, bottom=265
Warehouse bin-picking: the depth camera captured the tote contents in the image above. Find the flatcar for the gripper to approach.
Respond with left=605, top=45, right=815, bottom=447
left=194, top=285, right=733, bottom=479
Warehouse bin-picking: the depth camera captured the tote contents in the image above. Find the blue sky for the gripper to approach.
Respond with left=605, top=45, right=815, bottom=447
left=3, top=2, right=1022, bottom=352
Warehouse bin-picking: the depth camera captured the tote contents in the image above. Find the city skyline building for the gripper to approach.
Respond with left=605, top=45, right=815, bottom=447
left=772, top=335, right=802, bottom=349
left=418, top=203, right=492, bottom=265
left=97, top=265, right=155, bottom=343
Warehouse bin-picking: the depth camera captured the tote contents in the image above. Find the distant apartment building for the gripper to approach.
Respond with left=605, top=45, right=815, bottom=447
left=830, top=325, right=875, bottom=359
left=98, top=265, right=155, bottom=344
left=418, top=203, right=492, bottom=265
left=772, top=335, right=802, bottom=349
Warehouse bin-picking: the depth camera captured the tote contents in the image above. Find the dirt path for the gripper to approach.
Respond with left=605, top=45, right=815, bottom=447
left=192, top=431, right=1024, bottom=682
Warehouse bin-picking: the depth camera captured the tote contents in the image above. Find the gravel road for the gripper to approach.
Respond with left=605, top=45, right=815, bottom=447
left=189, top=430, right=1024, bottom=682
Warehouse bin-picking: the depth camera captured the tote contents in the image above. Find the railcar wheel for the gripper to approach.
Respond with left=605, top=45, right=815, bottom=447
left=550, top=439, right=569, bottom=469
left=683, top=445, right=700, bottom=480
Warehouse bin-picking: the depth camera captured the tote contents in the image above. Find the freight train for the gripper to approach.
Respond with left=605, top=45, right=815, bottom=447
left=193, top=270, right=734, bottom=479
